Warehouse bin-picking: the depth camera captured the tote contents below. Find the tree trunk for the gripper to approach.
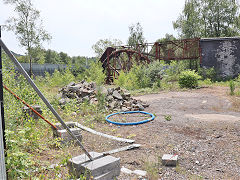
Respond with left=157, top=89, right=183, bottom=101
left=29, top=55, right=32, bottom=77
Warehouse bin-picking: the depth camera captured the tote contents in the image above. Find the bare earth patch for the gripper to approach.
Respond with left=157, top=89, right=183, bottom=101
left=68, top=86, right=240, bottom=179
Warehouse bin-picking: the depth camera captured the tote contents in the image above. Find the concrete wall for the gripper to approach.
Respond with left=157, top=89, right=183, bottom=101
left=200, top=37, right=240, bottom=79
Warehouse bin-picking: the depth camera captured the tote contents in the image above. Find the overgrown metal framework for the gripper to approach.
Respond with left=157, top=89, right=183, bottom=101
left=100, top=38, right=201, bottom=83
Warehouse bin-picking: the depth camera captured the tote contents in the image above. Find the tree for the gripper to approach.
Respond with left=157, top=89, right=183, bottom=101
left=92, top=38, right=122, bottom=58
left=59, top=52, right=71, bottom=65
left=44, top=49, right=60, bottom=64
left=127, top=22, right=145, bottom=49
left=173, top=0, right=240, bottom=38
left=4, top=0, right=51, bottom=76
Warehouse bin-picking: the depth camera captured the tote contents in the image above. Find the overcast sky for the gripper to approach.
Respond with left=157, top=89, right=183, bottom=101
left=0, top=0, right=186, bottom=57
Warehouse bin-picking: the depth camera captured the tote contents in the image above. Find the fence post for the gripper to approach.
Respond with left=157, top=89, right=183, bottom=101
left=0, top=25, right=7, bottom=180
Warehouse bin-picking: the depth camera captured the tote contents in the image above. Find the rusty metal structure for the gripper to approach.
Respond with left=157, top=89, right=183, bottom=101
left=100, top=38, right=201, bottom=83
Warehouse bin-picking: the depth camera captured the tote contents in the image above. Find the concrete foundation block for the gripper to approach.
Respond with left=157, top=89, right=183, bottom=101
left=94, top=168, right=120, bottom=180
left=23, top=105, right=42, bottom=120
left=162, top=154, right=178, bottom=166
left=52, top=121, right=82, bottom=143
left=53, top=121, right=76, bottom=130
left=55, top=128, right=82, bottom=143
left=68, top=152, right=120, bottom=179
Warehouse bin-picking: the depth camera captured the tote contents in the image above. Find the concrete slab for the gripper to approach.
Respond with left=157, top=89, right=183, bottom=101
left=68, top=152, right=120, bottom=179
left=162, top=154, right=178, bottom=166
left=94, top=168, right=120, bottom=180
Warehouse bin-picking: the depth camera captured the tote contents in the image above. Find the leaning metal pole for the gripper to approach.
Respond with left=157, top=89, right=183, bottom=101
left=0, top=26, right=5, bottom=149
left=0, top=109, right=6, bottom=180
left=0, top=38, right=93, bottom=161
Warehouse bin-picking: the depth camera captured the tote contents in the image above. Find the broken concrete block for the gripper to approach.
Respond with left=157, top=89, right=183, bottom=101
left=54, top=128, right=82, bottom=143
left=133, top=169, right=147, bottom=176
left=121, top=166, right=132, bottom=174
left=23, top=105, right=42, bottom=120
left=53, top=121, right=76, bottom=130
left=68, top=152, right=120, bottom=179
left=162, top=154, right=178, bottom=166
left=52, top=121, right=82, bottom=143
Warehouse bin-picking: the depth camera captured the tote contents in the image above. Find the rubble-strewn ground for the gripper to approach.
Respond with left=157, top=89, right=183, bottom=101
left=76, top=86, right=240, bottom=180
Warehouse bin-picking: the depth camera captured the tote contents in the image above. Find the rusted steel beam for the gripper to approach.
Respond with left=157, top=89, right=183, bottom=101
left=100, top=38, right=201, bottom=84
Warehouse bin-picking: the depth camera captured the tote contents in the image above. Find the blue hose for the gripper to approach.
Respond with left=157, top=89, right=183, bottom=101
left=105, top=111, right=155, bottom=125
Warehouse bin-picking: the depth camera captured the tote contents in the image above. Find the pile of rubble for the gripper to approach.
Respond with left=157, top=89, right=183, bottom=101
left=58, top=81, right=149, bottom=111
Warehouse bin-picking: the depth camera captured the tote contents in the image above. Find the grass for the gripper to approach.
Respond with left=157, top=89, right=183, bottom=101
left=164, top=114, right=172, bottom=121
left=4, top=60, right=240, bottom=179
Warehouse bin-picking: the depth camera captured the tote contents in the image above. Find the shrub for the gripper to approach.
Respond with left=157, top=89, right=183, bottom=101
left=178, top=70, right=201, bottom=88
left=145, top=61, right=165, bottom=86
left=199, top=67, right=217, bottom=81
left=229, top=80, right=235, bottom=95
left=84, top=61, right=106, bottom=85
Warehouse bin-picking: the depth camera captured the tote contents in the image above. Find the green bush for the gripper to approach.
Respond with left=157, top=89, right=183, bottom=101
left=178, top=70, right=201, bottom=88
left=229, top=80, right=235, bottom=95
left=145, top=61, right=164, bottom=87
left=199, top=67, right=217, bottom=81
left=84, top=60, right=106, bottom=85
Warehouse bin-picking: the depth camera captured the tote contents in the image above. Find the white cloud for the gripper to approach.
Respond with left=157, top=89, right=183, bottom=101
left=0, top=0, right=185, bottom=57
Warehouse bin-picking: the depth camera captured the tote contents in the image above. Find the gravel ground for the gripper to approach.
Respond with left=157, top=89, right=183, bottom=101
left=80, top=86, right=240, bottom=180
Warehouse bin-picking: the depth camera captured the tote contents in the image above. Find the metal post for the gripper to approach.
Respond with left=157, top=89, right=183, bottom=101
left=0, top=26, right=5, bottom=149
left=0, top=26, right=7, bottom=180
left=0, top=38, right=93, bottom=161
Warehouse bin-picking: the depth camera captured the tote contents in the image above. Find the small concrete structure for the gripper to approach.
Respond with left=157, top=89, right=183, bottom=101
left=68, top=152, right=120, bottom=180
left=52, top=121, right=82, bottom=143
left=23, top=105, right=42, bottom=120
left=162, top=154, right=178, bottom=166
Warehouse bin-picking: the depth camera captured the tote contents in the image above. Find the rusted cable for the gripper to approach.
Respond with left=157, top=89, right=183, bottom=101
left=3, top=84, right=57, bottom=129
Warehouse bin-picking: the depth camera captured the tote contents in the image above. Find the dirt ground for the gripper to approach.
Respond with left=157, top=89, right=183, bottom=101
left=77, top=86, right=240, bottom=180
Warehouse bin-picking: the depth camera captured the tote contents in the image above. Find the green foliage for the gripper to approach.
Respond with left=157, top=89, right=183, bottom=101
left=92, top=38, right=122, bottom=57
left=145, top=61, right=164, bottom=87
left=84, top=61, right=106, bottom=85
left=199, top=67, right=217, bottom=81
left=229, top=80, right=235, bottom=95
left=114, top=66, right=143, bottom=90
left=5, top=129, right=34, bottom=178
left=144, top=159, right=160, bottom=180
left=4, top=0, right=51, bottom=75
left=127, top=22, right=145, bottom=49
left=164, top=114, right=172, bottom=121
left=178, top=70, right=201, bottom=88
left=173, top=0, right=240, bottom=38
left=114, top=60, right=191, bottom=91
left=36, top=67, right=75, bottom=88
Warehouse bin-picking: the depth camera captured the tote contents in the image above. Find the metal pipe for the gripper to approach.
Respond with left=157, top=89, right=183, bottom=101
left=0, top=38, right=93, bottom=161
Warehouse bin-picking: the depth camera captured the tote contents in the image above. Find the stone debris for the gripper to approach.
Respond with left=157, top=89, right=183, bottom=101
left=58, top=80, right=149, bottom=111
